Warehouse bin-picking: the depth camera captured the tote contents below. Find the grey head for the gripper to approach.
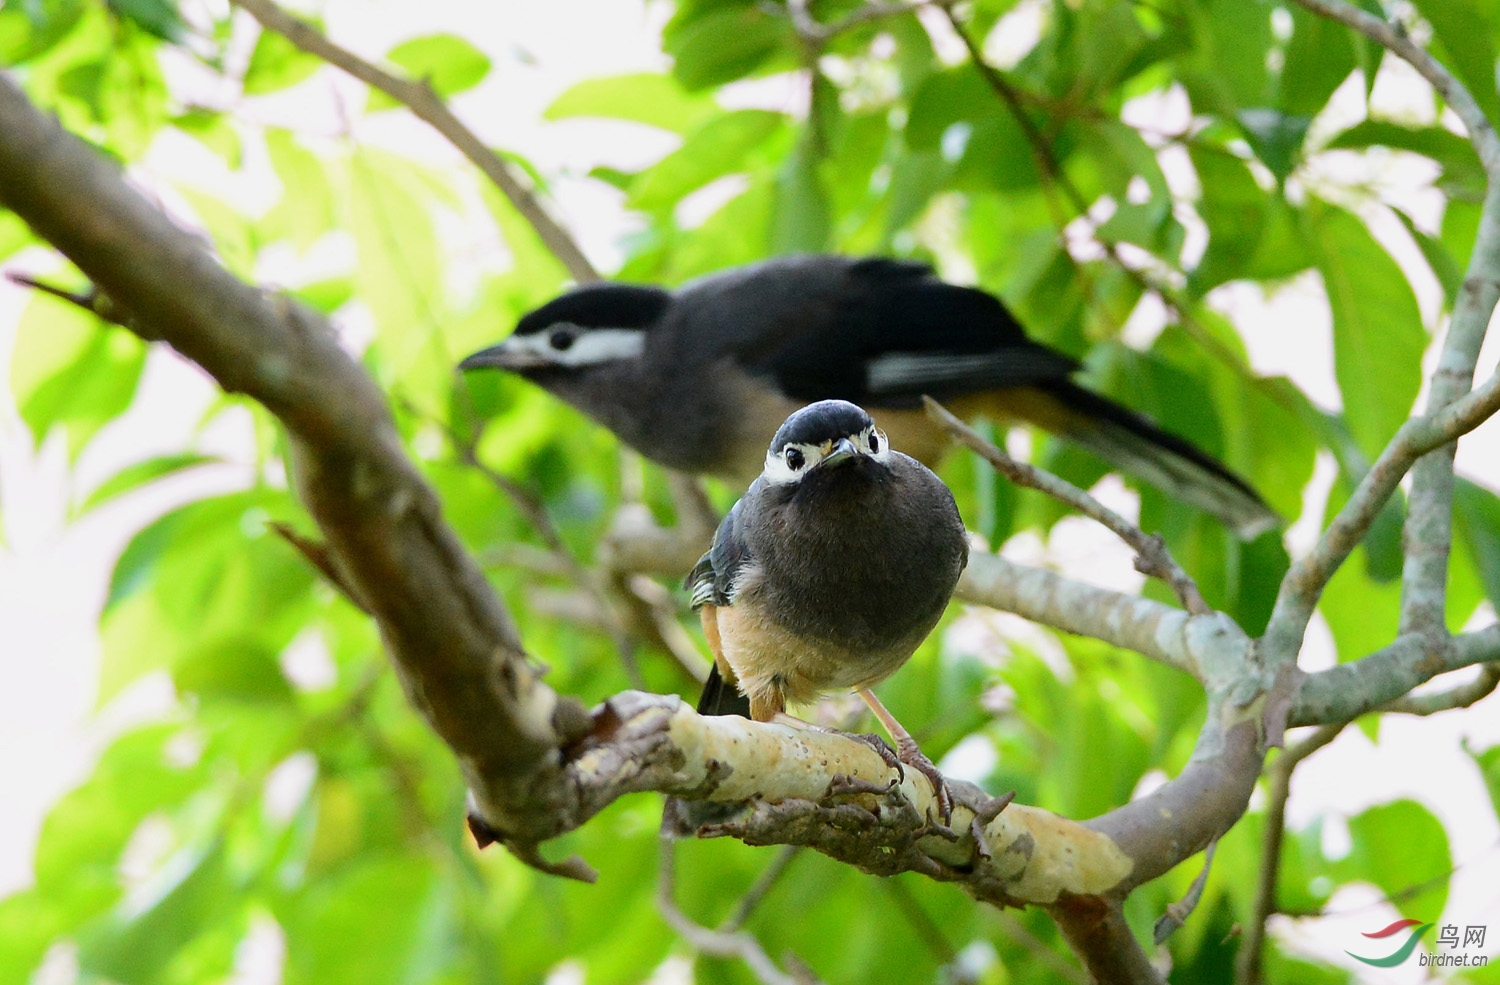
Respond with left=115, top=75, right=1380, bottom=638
left=459, top=283, right=671, bottom=378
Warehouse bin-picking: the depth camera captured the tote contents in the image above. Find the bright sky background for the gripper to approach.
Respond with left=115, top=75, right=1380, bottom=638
left=2, top=1, right=1499, bottom=981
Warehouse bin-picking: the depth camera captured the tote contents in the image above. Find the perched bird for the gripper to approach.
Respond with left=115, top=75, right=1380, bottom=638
left=685, top=399, right=969, bottom=817
left=460, top=254, right=1277, bottom=538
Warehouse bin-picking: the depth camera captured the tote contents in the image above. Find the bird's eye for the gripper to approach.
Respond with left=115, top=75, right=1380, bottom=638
left=784, top=447, right=806, bottom=470
left=869, top=431, right=881, bottom=453
left=549, top=329, right=577, bottom=351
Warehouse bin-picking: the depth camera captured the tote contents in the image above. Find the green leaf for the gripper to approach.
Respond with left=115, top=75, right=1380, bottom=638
left=771, top=138, right=830, bottom=253
left=0, top=209, right=32, bottom=259
left=368, top=33, right=491, bottom=112
left=1394, top=208, right=1466, bottom=308
left=280, top=854, right=454, bottom=985
left=77, top=841, right=236, bottom=984
left=1454, top=477, right=1500, bottom=610
left=627, top=109, right=786, bottom=212
left=1306, top=201, right=1426, bottom=460
left=105, top=0, right=183, bottom=43
left=1324, top=118, right=1485, bottom=196
left=1465, top=739, right=1500, bottom=821
left=1336, top=799, right=1451, bottom=921
left=243, top=23, right=323, bottom=95
left=1410, top=0, right=1500, bottom=128
left=545, top=71, right=717, bottom=134
left=1237, top=108, right=1311, bottom=183
left=0, top=0, right=88, bottom=65
left=261, top=128, right=336, bottom=250
left=10, top=297, right=146, bottom=458
left=77, top=452, right=220, bottom=516
left=171, top=109, right=242, bottom=167
left=666, top=5, right=791, bottom=91
left=1278, top=4, right=1356, bottom=117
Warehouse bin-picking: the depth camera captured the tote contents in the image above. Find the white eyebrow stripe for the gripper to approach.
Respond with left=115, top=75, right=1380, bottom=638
left=504, top=327, right=646, bottom=366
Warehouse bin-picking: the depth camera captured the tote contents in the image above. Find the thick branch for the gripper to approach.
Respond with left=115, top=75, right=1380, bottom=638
left=0, top=74, right=578, bottom=844
left=230, top=0, right=599, bottom=284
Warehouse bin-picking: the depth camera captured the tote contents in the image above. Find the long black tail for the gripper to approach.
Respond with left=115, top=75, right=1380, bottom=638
left=1041, top=380, right=1279, bottom=539
left=696, top=663, right=751, bottom=718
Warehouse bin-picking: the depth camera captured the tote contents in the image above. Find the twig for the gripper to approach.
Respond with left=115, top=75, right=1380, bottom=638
left=1382, top=661, right=1500, bottom=715
left=624, top=573, right=711, bottom=685
left=721, top=846, right=802, bottom=933
left=658, top=836, right=824, bottom=985
left=436, top=408, right=646, bottom=689
left=775, top=0, right=926, bottom=48
left=229, top=0, right=598, bottom=284
left=1155, top=838, right=1217, bottom=944
left=1235, top=723, right=1344, bottom=985
left=923, top=396, right=1211, bottom=615
left=991, top=911, right=1091, bottom=985
left=1265, top=355, right=1500, bottom=666
left=1290, top=0, right=1500, bottom=173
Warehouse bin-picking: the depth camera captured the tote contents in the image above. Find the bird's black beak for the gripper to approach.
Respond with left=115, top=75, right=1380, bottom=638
left=459, top=339, right=543, bottom=371
left=819, top=437, right=859, bottom=468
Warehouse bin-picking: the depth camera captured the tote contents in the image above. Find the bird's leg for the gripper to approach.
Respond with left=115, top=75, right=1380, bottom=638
left=856, top=687, right=953, bottom=824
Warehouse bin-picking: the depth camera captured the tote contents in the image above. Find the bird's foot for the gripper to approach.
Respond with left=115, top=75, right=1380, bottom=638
left=896, top=743, right=953, bottom=826
left=848, top=731, right=906, bottom=782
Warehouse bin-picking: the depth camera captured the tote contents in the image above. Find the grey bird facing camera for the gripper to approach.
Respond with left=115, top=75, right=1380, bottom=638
left=686, top=399, right=969, bottom=816
left=459, top=254, right=1277, bottom=538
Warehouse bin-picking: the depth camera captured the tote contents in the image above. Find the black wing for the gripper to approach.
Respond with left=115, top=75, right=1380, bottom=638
left=685, top=497, right=752, bottom=609
left=720, top=256, right=1078, bottom=408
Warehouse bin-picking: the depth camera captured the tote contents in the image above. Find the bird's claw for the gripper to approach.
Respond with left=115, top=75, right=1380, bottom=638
left=850, top=731, right=906, bottom=781
left=899, top=748, right=954, bottom=826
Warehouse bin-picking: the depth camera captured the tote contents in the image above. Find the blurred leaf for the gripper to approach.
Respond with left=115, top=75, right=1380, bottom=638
left=10, top=298, right=146, bottom=458
left=0, top=0, right=87, bottom=65
left=771, top=137, right=830, bottom=253
left=1465, top=740, right=1500, bottom=821
left=171, top=109, right=242, bottom=167
left=77, top=841, right=236, bottom=984
left=665, top=5, right=791, bottom=91
left=77, top=452, right=220, bottom=516
left=1394, top=208, right=1466, bottom=308
left=261, top=128, right=336, bottom=251
left=545, top=71, right=717, bottom=133
left=628, top=109, right=786, bottom=212
left=1237, top=108, right=1311, bottom=184
left=1410, top=0, right=1500, bottom=128
left=368, top=33, right=491, bottom=111
left=243, top=23, right=323, bottom=95
left=1278, top=4, right=1356, bottom=117
left=1306, top=200, right=1426, bottom=460
left=1454, top=477, right=1500, bottom=610
left=280, top=853, right=454, bottom=985
left=1336, top=799, right=1451, bottom=921
left=1324, top=118, right=1485, bottom=196
left=105, top=0, right=183, bottom=43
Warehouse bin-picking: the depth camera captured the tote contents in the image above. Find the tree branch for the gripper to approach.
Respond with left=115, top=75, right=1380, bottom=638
left=1235, top=723, right=1343, bottom=985
left=229, top=0, right=599, bottom=284
left=924, top=396, right=1211, bottom=616
left=1290, top=624, right=1500, bottom=725
left=0, top=74, right=579, bottom=848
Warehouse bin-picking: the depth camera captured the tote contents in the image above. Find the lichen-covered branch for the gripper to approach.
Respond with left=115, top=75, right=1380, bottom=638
left=1289, top=624, right=1500, bottom=726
